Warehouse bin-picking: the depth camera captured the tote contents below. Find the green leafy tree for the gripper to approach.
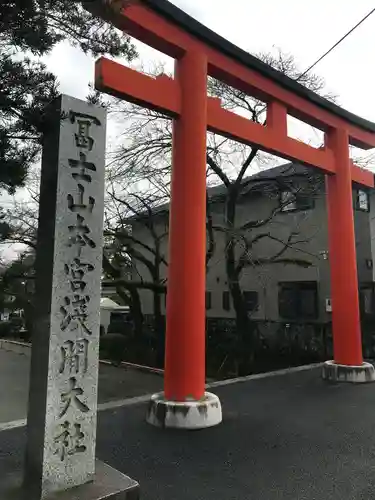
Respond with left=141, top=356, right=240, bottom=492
left=0, top=0, right=137, bottom=193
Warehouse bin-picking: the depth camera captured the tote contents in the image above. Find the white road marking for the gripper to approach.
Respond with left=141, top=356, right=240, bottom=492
left=207, top=362, right=323, bottom=388
left=0, top=363, right=322, bottom=433
left=0, top=394, right=153, bottom=432
left=0, top=418, right=26, bottom=432
left=96, top=393, right=153, bottom=411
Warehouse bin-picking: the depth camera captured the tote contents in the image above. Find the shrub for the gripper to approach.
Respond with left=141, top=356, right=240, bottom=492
left=9, top=316, right=23, bottom=333
left=19, top=328, right=31, bottom=342
left=0, top=321, right=13, bottom=338
left=100, top=333, right=127, bottom=366
left=107, top=319, right=133, bottom=336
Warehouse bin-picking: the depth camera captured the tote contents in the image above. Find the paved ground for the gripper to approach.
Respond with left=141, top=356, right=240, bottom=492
left=2, top=367, right=375, bottom=499
left=0, top=349, right=162, bottom=423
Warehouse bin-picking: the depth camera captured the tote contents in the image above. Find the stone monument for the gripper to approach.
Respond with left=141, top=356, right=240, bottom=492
left=2, top=95, right=139, bottom=499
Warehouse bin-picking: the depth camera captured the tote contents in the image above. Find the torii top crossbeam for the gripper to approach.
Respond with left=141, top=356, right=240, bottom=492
left=85, top=0, right=375, bottom=187
left=83, top=0, right=375, bottom=416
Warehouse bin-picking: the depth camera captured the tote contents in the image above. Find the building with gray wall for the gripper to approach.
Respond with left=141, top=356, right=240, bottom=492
left=127, top=162, right=375, bottom=324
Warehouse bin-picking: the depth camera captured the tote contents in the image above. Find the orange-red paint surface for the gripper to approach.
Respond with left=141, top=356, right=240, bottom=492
left=97, top=2, right=375, bottom=149
left=88, top=0, right=375, bottom=396
left=95, top=57, right=374, bottom=187
left=164, top=52, right=207, bottom=401
left=95, top=58, right=180, bottom=116
left=326, top=130, right=363, bottom=365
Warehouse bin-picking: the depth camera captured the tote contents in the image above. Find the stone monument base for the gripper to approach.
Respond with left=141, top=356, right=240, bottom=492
left=322, top=360, right=375, bottom=383
left=2, top=460, right=139, bottom=500
left=146, top=391, right=222, bottom=429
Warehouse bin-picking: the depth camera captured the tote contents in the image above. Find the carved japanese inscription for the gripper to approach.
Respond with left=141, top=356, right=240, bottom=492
left=25, top=95, right=106, bottom=498
left=52, top=105, right=104, bottom=465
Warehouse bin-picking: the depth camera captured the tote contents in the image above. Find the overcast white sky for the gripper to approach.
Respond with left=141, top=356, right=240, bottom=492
left=2, top=0, right=375, bottom=260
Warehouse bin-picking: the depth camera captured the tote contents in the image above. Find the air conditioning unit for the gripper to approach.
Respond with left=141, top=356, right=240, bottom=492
left=326, top=298, right=332, bottom=313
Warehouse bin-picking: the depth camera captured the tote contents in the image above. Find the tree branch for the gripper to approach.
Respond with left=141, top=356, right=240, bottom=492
left=206, top=153, right=230, bottom=187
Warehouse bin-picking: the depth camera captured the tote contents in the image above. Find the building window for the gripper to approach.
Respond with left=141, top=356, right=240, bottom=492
left=223, top=291, right=230, bottom=311
left=206, top=291, right=212, bottom=310
left=354, top=189, right=369, bottom=212
left=278, top=282, right=318, bottom=320
left=243, top=291, right=259, bottom=312
left=280, top=191, right=314, bottom=212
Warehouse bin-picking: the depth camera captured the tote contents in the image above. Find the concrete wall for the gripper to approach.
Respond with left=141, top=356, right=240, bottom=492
left=204, top=184, right=329, bottom=322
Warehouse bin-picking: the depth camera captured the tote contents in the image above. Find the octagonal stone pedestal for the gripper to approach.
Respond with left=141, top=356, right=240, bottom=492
left=322, top=360, right=375, bottom=383
left=1, top=460, right=139, bottom=500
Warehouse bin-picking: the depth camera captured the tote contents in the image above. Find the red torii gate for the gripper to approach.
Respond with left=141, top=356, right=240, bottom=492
left=84, top=0, right=375, bottom=428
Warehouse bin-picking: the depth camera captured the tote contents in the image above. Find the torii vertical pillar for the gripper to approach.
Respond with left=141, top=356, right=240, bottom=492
left=323, top=128, right=375, bottom=382
left=146, top=51, right=222, bottom=428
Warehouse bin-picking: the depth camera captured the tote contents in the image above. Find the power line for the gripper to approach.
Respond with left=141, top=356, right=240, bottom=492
left=299, top=6, right=375, bottom=79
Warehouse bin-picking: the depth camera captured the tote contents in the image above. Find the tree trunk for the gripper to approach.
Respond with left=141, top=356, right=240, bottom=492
left=153, top=290, right=165, bottom=367
left=227, top=255, right=253, bottom=375
left=102, top=254, right=145, bottom=337
left=152, top=244, right=165, bottom=368
left=23, top=300, right=35, bottom=341
left=225, top=187, right=254, bottom=375
left=114, top=284, right=144, bottom=338
left=127, top=287, right=144, bottom=338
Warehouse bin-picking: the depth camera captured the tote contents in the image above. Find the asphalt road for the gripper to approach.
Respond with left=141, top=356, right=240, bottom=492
left=0, top=349, right=162, bottom=423
left=2, top=367, right=375, bottom=499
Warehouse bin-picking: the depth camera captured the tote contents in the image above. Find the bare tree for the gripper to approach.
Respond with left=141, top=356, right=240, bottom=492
left=106, top=50, right=330, bottom=363
left=0, top=164, right=40, bottom=251
left=103, top=183, right=169, bottom=363
left=1, top=50, right=338, bottom=370
left=0, top=174, right=39, bottom=336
